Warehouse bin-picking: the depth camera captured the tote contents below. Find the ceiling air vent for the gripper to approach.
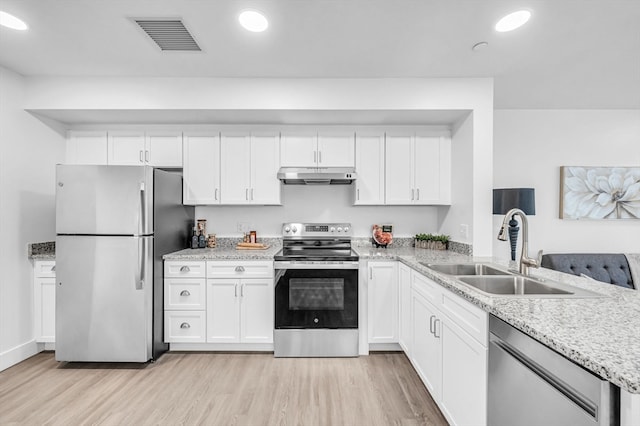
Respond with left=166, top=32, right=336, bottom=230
left=134, top=19, right=201, bottom=51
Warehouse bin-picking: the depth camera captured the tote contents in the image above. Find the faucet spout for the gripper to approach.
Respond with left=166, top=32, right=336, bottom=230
left=497, top=208, right=540, bottom=275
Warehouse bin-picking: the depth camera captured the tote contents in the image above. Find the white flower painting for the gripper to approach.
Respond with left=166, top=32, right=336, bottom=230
left=560, top=166, right=640, bottom=219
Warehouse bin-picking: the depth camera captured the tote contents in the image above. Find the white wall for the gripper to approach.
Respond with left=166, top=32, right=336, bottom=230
left=439, top=112, right=475, bottom=246
left=0, top=66, right=65, bottom=371
left=196, top=184, right=440, bottom=238
left=493, top=109, right=640, bottom=261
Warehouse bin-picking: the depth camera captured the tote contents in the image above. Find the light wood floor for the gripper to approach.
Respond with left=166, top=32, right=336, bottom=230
left=0, top=351, right=447, bottom=426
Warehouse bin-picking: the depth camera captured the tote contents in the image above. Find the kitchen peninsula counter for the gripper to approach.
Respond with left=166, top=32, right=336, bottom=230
left=354, top=244, right=640, bottom=395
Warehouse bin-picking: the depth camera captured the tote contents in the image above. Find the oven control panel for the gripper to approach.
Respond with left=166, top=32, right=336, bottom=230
left=282, top=222, right=352, bottom=237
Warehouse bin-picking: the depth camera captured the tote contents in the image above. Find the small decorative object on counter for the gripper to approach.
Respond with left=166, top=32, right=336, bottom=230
left=415, top=233, right=450, bottom=250
left=191, top=227, right=199, bottom=249
left=197, top=219, right=207, bottom=236
left=243, top=232, right=250, bottom=243
left=198, top=231, right=206, bottom=248
left=372, top=224, right=393, bottom=248
left=207, top=234, right=217, bottom=248
left=250, top=230, right=257, bottom=244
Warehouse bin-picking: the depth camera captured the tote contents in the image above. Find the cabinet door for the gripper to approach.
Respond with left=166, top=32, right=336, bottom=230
left=440, top=318, right=487, bottom=426
left=107, top=132, right=146, bottom=165
left=240, top=279, right=274, bottom=343
left=411, top=291, right=442, bottom=400
left=385, top=134, right=414, bottom=204
left=398, top=263, right=412, bottom=355
left=280, top=133, right=317, bottom=167
left=34, top=277, right=56, bottom=343
left=414, top=136, right=451, bottom=205
left=66, top=131, right=108, bottom=165
left=354, top=133, right=385, bottom=205
left=250, top=133, right=281, bottom=205
left=206, top=279, right=240, bottom=343
left=317, top=133, right=355, bottom=167
left=220, top=134, right=251, bottom=204
left=183, top=134, right=220, bottom=205
left=367, top=262, right=398, bottom=344
left=146, top=132, right=183, bottom=167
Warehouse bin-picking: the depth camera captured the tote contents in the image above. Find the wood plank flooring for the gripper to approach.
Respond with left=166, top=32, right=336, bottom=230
left=0, top=351, right=447, bottom=426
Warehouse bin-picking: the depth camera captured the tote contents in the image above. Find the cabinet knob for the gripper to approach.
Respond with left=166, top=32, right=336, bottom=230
left=180, top=322, right=191, bottom=329
left=180, top=266, right=191, bottom=272
left=180, top=290, right=191, bottom=297
left=235, top=266, right=245, bottom=272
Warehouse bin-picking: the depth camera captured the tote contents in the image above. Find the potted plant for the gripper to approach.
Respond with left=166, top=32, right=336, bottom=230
left=415, top=233, right=450, bottom=250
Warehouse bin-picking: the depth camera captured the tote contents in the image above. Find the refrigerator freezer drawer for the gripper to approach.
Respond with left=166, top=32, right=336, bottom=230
left=55, top=235, right=153, bottom=362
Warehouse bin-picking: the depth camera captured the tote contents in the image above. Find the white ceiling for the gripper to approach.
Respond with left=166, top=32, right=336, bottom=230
left=1, top=0, right=639, bottom=110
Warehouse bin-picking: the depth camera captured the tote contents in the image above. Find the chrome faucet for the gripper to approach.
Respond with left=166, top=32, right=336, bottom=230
left=497, top=208, right=542, bottom=275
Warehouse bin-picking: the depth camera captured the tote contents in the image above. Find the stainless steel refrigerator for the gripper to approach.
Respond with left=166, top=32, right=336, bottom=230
left=55, top=165, right=194, bottom=362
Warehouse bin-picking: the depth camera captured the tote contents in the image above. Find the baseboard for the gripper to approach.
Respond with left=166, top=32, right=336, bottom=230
left=0, top=339, right=40, bottom=372
left=369, top=343, right=402, bottom=351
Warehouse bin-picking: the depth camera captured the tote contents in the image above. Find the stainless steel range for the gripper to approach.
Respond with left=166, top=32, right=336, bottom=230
left=274, top=222, right=359, bottom=357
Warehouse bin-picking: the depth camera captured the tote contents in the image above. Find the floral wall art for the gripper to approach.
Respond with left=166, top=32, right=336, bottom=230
left=560, top=166, right=640, bottom=219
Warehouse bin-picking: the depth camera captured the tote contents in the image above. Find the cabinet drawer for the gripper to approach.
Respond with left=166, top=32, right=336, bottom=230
left=34, top=261, right=56, bottom=278
left=207, top=261, right=273, bottom=278
left=440, top=292, right=488, bottom=346
left=164, top=261, right=206, bottom=278
left=164, top=311, right=206, bottom=343
left=411, top=271, right=444, bottom=306
left=164, top=278, right=206, bottom=310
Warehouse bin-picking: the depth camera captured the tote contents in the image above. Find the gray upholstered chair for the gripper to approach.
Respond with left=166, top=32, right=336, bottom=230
left=541, top=253, right=635, bottom=289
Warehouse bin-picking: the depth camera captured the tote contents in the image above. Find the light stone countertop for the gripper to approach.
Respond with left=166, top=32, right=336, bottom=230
left=163, top=244, right=282, bottom=260
left=354, top=244, right=640, bottom=394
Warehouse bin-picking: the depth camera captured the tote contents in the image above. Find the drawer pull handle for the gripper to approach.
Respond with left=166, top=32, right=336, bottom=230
left=180, top=266, right=191, bottom=272
left=180, top=290, right=191, bottom=296
left=235, top=266, right=245, bottom=272
left=180, top=322, right=191, bottom=329
left=51, top=266, right=56, bottom=272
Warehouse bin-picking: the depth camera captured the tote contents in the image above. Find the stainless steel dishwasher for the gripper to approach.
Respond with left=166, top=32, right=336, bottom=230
left=488, top=315, right=619, bottom=426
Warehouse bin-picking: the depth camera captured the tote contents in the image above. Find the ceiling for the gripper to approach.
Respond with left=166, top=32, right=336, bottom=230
left=0, top=0, right=639, bottom=110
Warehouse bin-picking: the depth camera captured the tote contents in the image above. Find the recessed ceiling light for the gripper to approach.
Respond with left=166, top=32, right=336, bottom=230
left=495, top=10, right=531, bottom=32
left=0, top=10, right=28, bottom=30
left=239, top=10, right=268, bottom=33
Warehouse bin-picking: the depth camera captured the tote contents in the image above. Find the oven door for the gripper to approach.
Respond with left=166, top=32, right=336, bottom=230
left=274, top=263, right=358, bottom=329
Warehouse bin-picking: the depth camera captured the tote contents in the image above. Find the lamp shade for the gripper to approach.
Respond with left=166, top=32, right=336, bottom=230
left=493, top=188, right=535, bottom=215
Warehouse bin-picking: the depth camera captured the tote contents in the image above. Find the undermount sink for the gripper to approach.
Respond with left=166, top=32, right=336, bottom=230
left=457, top=275, right=574, bottom=296
left=421, top=263, right=510, bottom=276
left=422, top=262, right=604, bottom=298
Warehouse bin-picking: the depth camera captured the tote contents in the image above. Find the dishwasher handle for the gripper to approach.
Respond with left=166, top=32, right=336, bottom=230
left=490, top=333, right=598, bottom=419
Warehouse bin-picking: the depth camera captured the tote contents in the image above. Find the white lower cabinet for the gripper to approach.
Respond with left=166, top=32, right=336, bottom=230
left=33, top=260, right=56, bottom=343
left=164, top=259, right=273, bottom=348
left=398, top=262, right=412, bottom=354
left=367, top=261, right=398, bottom=344
left=406, top=265, right=488, bottom=426
left=207, top=278, right=273, bottom=344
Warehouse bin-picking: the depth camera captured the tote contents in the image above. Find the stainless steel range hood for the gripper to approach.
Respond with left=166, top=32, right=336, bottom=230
left=277, top=167, right=357, bottom=185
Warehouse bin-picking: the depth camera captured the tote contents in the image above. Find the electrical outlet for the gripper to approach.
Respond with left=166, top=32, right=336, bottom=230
left=459, top=224, right=469, bottom=239
left=237, top=222, right=251, bottom=232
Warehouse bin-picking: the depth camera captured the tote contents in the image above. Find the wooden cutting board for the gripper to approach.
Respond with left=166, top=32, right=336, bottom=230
left=235, top=245, right=270, bottom=250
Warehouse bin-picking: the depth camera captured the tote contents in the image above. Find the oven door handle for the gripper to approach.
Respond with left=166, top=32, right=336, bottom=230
left=274, top=262, right=359, bottom=270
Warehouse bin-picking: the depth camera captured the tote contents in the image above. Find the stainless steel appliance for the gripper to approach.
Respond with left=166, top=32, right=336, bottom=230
left=277, top=167, right=357, bottom=184
left=274, top=222, right=359, bottom=357
left=488, top=315, right=618, bottom=426
left=55, top=165, right=194, bottom=362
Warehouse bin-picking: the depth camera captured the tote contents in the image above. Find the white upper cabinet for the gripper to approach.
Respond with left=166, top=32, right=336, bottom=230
left=220, top=132, right=281, bottom=205
left=66, top=131, right=108, bottom=165
left=385, top=132, right=451, bottom=205
left=354, top=132, right=385, bottom=205
left=280, top=131, right=355, bottom=168
left=317, top=133, right=355, bottom=167
left=183, top=132, right=221, bottom=205
left=107, top=131, right=183, bottom=167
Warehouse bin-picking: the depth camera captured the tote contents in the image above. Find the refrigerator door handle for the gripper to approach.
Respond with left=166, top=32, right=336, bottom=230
left=139, top=182, right=146, bottom=234
left=136, top=238, right=145, bottom=290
